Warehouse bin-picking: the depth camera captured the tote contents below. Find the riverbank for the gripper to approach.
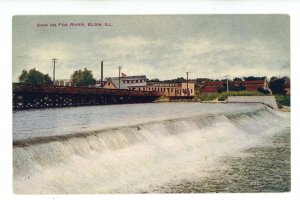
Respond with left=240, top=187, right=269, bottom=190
left=156, top=92, right=290, bottom=112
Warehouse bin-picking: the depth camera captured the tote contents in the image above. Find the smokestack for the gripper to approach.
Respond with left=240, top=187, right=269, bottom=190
left=101, top=61, right=103, bottom=87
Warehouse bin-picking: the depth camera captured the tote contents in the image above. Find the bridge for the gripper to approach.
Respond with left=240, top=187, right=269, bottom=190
left=13, top=83, right=162, bottom=110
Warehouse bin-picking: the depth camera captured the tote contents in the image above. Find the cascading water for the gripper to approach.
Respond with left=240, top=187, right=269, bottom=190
left=13, top=103, right=290, bottom=194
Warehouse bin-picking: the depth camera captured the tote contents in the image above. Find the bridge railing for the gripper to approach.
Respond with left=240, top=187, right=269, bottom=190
left=13, top=83, right=162, bottom=96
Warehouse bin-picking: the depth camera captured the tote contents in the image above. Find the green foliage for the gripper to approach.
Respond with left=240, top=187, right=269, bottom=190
left=217, top=86, right=226, bottom=93
left=243, top=76, right=266, bottom=81
left=147, top=78, right=160, bottom=82
left=275, top=95, right=290, bottom=107
left=193, top=93, right=219, bottom=101
left=229, top=85, right=246, bottom=92
left=18, top=68, right=52, bottom=84
left=164, top=77, right=186, bottom=83
left=71, top=68, right=96, bottom=86
left=269, top=77, right=289, bottom=95
left=233, top=77, right=243, bottom=81
left=217, top=91, right=266, bottom=101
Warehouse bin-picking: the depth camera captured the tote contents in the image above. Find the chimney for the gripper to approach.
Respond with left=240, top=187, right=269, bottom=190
left=101, top=60, right=103, bottom=87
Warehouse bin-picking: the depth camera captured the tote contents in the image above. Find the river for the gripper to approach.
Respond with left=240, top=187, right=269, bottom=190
left=13, top=102, right=290, bottom=194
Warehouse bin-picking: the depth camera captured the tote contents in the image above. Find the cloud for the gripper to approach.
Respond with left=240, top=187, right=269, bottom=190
left=12, top=15, right=290, bottom=82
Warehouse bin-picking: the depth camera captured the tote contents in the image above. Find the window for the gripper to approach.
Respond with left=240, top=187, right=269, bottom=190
left=191, top=89, right=193, bottom=94
left=171, top=88, right=173, bottom=92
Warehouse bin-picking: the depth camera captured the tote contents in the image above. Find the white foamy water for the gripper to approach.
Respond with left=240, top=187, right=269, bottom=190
left=13, top=103, right=290, bottom=194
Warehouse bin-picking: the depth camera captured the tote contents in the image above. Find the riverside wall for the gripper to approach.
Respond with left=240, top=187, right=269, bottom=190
left=227, top=96, right=278, bottom=110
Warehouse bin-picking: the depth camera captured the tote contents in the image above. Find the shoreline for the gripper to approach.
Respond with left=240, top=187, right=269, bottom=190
left=156, top=98, right=291, bottom=113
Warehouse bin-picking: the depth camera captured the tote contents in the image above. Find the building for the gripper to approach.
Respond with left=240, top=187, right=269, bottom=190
left=243, top=80, right=269, bottom=91
left=103, top=79, right=127, bottom=89
left=201, top=78, right=270, bottom=93
left=102, top=73, right=195, bottom=96
left=129, top=81, right=195, bottom=97
left=53, top=79, right=71, bottom=86
left=105, top=74, right=147, bottom=88
left=201, top=81, right=225, bottom=93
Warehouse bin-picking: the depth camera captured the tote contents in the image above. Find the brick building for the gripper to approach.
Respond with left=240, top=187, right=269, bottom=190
left=201, top=78, right=269, bottom=93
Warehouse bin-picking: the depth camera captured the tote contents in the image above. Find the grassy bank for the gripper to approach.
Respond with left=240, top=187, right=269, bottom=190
left=193, top=91, right=290, bottom=107
left=275, top=95, right=290, bottom=107
left=193, top=91, right=266, bottom=102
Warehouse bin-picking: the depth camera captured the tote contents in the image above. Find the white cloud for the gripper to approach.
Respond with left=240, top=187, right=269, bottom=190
left=12, top=15, right=290, bottom=82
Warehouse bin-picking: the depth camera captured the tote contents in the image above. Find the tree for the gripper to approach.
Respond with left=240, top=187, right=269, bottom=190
left=70, top=68, right=96, bottom=86
left=18, top=68, right=52, bottom=84
left=217, top=86, right=226, bottom=93
left=19, top=70, right=28, bottom=83
left=147, top=78, right=160, bottom=82
left=233, top=77, right=243, bottom=81
left=243, top=76, right=266, bottom=81
left=269, top=77, right=287, bottom=95
left=257, top=87, right=271, bottom=94
left=229, top=85, right=246, bottom=91
left=166, top=77, right=186, bottom=83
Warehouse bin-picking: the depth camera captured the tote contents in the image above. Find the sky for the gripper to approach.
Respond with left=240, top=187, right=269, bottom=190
left=12, top=15, right=290, bottom=82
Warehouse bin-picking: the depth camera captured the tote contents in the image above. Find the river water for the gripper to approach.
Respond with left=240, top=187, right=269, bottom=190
left=13, top=102, right=290, bottom=194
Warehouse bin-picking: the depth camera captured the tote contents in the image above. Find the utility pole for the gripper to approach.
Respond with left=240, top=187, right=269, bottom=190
left=101, top=61, right=104, bottom=87
left=224, top=75, right=230, bottom=92
left=118, top=66, right=122, bottom=89
left=186, top=72, right=189, bottom=96
left=52, top=58, right=58, bottom=85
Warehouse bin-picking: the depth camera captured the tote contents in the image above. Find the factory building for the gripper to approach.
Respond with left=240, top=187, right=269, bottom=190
left=129, top=81, right=195, bottom=97
left=105, top=74, right=147, bottom=88
left=53, top=79, right=71, bottom=86
left=103, top=73, right=195, bottom=97
left=201, top=78, right=270, bottom=93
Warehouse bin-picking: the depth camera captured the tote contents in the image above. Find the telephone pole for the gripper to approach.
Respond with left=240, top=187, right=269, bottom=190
left=224, top=75, right=230, bottom=92
left=52, top=58, right=58, bottom=85
left=186, top=72, right=189, bottom=96
left=118, top=66, right=122, bottom=89
left=101, top=61, right=104, bottom=87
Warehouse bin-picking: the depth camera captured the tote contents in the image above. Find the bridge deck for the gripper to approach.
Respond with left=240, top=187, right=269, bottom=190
left=13, top=83, right=162, bottom=110
left=13, top=83, right=162, bottom=96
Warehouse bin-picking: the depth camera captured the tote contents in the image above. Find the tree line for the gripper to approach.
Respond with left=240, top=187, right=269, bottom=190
left=17, top=68, right=290, bottom=95
left=149, top=76, right=290, bottom=95
left=18, top=68, right=96, bottom=86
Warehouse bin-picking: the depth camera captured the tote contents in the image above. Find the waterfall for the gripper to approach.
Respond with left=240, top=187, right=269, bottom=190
left=13, top=106, right=290, bottom=194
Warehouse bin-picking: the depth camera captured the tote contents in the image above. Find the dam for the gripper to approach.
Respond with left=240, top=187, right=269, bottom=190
left=13, top=102, right=290, bottom=194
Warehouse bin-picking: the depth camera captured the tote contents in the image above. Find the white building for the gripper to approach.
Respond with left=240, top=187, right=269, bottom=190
left=105, top=74, right=147, bottom=89
left=54, top=79, right=71, bottom=86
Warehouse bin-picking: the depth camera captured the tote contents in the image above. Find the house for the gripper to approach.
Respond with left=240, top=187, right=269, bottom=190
left=103, top=79, right=127, bottom=90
